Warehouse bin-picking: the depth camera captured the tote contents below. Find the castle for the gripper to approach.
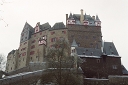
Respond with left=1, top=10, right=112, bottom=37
left=5, top=9, right=127, bottom=79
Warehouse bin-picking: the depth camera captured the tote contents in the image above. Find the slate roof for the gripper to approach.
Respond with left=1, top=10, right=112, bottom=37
left=122, top=65, right=128, bottom=74
left=71, top=39, right=78, bottom=47
left=51, top=22, right=66, bottom=30
left=69, top=13, right=73, bottom=19
left=103, top=42, right=119, bottom=56
left=76, top=47, right=102, bottom=57
left=96, top=15, right=100, bottom=21
left=40, top=22, right=51, bottom=31
left=22, top=22, right=34, bottom=32
left=8, top=50, right=15, bottom=55
left=69, top=14, right=96, bottom=21
left=73, top=14, right=80, bottom=20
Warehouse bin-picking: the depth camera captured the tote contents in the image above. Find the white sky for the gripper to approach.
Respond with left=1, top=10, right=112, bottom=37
left=0, top=0, right=128, bottom=69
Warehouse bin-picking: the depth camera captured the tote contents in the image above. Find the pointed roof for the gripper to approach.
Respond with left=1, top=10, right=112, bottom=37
left=76, top=47, right=102, bottom=57
left=40, top=22, right=51, bottom=31
left=103, top=42, right=119, bottom=56
left=84, top=12, right=87, bottom=20
left=96, top=15, right=100, bottom=21
left=71, top=39, right=78, bottom=47
left=122, top=65, right=128, bottom=74
left=69, top=13, right=73, bottom=19
left=22, top=22, right=33, bottom=32
left=52, top=22, right=65, bottom=30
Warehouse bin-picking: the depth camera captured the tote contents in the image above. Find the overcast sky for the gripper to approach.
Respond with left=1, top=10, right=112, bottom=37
left=0, top=0, right=128, bottom=69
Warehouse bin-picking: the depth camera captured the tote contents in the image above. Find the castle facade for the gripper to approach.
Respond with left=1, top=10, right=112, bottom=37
left=6, top=10, right=124, bottom=79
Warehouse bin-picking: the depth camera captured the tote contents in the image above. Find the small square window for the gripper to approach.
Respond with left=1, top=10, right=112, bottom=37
left=112, top=65, right=117, bottom=69
left=82, top=59, right=86, bottom=63
left=40, top=32, right=42, bottom=35
left=97, top=59, right=100, bottom=63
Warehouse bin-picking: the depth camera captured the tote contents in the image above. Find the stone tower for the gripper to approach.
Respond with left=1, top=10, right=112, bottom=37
left=66, top=9, right=102, bottom=49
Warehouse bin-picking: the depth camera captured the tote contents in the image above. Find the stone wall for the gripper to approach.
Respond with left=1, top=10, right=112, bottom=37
left=67, top=24, right=102, bottom=48
left=109, top=75, right=128, bottom=85
left=8, top=62, right=48, bottom=75
left=84, top=78, right=109, bottom=85
left=84, top=75, right=128, bottom=85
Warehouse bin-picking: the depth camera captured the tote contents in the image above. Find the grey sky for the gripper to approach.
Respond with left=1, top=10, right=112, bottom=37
left=0, top=0, right=128, bottom=69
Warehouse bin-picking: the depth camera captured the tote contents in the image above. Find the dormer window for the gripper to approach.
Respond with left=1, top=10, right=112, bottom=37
left=35, top=23, right=40, bottom=33
left=83, top=52, right=85, bottom=55
left=91, top=52, right=93, bottom=55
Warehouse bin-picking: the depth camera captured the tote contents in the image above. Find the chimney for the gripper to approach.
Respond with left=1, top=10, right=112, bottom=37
left=92, top=16, right=95, bottom=20
left=66, top=14, right=68, bottom=27
left=80, top=9, right=84, bottom=24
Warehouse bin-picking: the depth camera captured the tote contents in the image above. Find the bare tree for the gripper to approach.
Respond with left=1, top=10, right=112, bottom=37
left=40, top=40, right=83, bottom=85
left=0, top=0, right=12, bottom=27
left=0, top=54, right=6, bottom=71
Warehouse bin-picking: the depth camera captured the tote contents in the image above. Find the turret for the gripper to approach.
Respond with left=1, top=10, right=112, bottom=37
left=20, top=22, right=33, bottom=43
left=67, top=13, right=75, bottom=25
left=95, top=15, right=101, bottom=26
left=71, top=39, right=78, bottom=56
left=35, top=22, right=40, bottom=33
left=83, top=12, right=89, bottom=25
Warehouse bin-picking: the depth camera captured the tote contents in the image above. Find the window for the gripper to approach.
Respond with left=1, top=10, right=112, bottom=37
left=40, top=32, right=42, bottom=35
left=62, top=31, right=66, bottom=34
left=97, top=59, right=100, bottom=63
left=78, top=43, right=80, bottom=46
left=36, top=56, right=38, bottom=58
left=31, top=45, right=35, bottom=49
left=22, top=52, right=26, bottom=56
left=19, top=54, right=21, bottom=57
left=90, top=43, right=93, bottom=48
left=32, top=40, right=36, bottom=43
left=72, top=49, right=75, bottom=53
left=30, top=51, right=35, bottom=55
left=24, top=42, right=27, bottom=45
left=22, top=47, right=26, bottom=50
left=91, top=52, right=93, bottom=55
left=112, top=65, right=117, bottom=69
left=34, top=34, right=36, bottom=37
left=51, top=38, right=57, bottom=42
left=22, top=33, right=24, bottom=36
left=51, top=32, right=55, bottom=35
left=31, top=57, right=32, bottom=60
left=25, top=37, right=27, bottom=39
left=82, top=59, right=86, bottom=63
